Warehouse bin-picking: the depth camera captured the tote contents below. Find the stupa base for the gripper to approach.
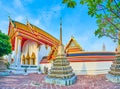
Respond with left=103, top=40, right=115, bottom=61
left=45, top=76, right=77, bottom=86
left=106, top=74, right=120, bottom=83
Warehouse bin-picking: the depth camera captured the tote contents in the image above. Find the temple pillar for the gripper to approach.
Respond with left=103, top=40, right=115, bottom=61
left=36, top=45, right=39, bottom=66
left=14, top=36, right=22, bottom=67
left=38, top=45, right=41, bottom=65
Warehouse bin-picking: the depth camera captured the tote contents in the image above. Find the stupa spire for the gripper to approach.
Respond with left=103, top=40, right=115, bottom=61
left=60, top=17, right=62, bottom=45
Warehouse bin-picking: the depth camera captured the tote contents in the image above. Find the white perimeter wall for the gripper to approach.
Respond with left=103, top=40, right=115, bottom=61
left=40, top=63, right=52, bottom=73
left=40, top=61, right=112, bottom=75
left=70, top=61, right=112, bottom=75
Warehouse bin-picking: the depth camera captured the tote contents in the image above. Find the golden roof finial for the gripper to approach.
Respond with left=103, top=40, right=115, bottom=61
left=60, top=17, right=62, bottom=45
left=8, top=16, right=12, bottom=22
left=26, top=17, right=29, bottom=24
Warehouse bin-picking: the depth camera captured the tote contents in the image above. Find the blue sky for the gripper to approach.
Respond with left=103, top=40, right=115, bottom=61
left=0, top=0, right=116, bottom=51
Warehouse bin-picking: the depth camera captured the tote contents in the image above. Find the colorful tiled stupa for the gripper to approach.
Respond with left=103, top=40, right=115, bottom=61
left=45, top=18, right=77, bottom=86
left=106, top=32, right=120, bottom=83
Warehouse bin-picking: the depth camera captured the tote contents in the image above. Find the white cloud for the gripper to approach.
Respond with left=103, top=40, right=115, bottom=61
left=33, top=20, right=40, bottom=26
left=15, top=15, right=24, bottom=22
left=51, top=5, right=62, bottom=12
left=13, top=0, right=23, bottom=9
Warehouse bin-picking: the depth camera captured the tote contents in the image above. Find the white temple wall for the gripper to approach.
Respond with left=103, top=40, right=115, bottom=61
left=40, top=63, right=51, bottom=73
left=21, top=40, right=51, bottom=66
left=21, top=40, right=39, bottom=65
left=38, top=45, right=51, bottom=63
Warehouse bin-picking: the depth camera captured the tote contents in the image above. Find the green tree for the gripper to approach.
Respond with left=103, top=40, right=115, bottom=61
left=62, top=0, right=120, bottom=43
left=0, top=31, right=12, bottom=57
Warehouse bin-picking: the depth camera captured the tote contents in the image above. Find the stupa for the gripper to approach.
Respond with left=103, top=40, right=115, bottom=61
left=106, top=32, right=120, bottom=83
left=0, top=57, right=9, bottom=76
left=45, top=18, right=77, bottom=86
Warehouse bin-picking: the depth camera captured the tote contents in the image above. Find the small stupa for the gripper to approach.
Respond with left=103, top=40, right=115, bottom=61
left=0, top=57, right=9, bottom=76
left=106, top=32, right=120, bottom=83
left=45, top=18, right=77, bottom=86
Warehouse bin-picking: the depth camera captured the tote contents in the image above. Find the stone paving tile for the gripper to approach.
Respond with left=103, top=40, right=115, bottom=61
left=0, top=73, right=120, bottom=89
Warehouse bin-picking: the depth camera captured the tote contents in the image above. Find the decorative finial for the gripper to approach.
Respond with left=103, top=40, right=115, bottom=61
left=60, top=17, right=62, bottom=45
left=26, top=17, right=29, bottom=24
left=8, top=16, right=12, bottom=22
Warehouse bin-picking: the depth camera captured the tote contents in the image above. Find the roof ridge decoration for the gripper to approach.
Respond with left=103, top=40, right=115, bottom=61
left=8, top=16, right=16, bottom=28
left=8, top=16, right=17, bottom=37
left=26, top=18, right=34, bottom=33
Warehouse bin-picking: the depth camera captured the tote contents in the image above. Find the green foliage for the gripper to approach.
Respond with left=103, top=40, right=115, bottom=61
left=62, top=0, right=77, bottom=8
left=0, top=31, right=12, bottom=57
left=62, top=0, right=120, bottom=43
left=62, top=0, right=69, bottom=3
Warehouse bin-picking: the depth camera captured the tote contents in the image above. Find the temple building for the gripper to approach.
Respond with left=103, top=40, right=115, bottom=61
left=7, top=17, right=115, bottom=75
left=8, top=17, right=59, bottom=74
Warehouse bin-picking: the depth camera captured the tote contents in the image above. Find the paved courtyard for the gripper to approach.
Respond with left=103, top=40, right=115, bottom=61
left=0, top=73, right=120, bottom=89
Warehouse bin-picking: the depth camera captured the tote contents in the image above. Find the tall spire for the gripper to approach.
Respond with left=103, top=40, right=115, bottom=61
left=102, top=43, right=106, bottom=52
left=60, top=17, right=62, bottom=45
left=57, top=17, right=65, bottom=56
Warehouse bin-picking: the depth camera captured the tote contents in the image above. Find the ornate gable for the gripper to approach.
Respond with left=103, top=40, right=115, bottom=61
left=65, top=36, right=83, bottom=54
